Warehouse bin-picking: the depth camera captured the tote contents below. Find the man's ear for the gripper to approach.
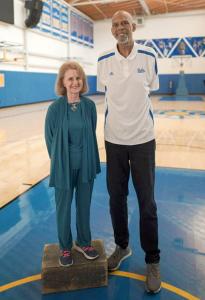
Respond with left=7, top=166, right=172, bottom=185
left=132, top=23, right=136, bottom=32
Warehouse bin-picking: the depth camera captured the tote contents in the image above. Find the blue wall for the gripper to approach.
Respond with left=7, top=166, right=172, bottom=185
left=0, top=71, right=98, bottom=108
left=0, top=71, right=204, bottom=107
left=87, top=75, right=97, bottom=95
left=156, top=74, right=205, bottom=95
left=0, top=71, right=57, bottom=107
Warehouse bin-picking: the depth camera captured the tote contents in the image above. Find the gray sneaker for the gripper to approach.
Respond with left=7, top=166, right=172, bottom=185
left=74, top=245, right=99, bottom=260
left=145, top=263, right=161, bottom=293
left=108, top=245, right=132, bottom=271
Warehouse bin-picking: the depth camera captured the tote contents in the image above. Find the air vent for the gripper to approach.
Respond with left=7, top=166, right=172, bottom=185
left=136, top=17, right=144, bottom=26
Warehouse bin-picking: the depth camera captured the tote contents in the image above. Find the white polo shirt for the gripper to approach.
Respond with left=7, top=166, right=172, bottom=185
left=97, top=43, right=159, bottom=145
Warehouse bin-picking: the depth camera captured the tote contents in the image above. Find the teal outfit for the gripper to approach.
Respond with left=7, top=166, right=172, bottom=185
left=45, top=96, right=100, bottom=188
left=68, top=101, right=83, bottom=169
left=45, top=96, right=101, bottom=250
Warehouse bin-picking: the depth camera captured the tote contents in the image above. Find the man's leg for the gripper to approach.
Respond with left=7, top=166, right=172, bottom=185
left=129, top=140, right=161, bottom=293
left=105, top=141, right=132, bottom=271
left=129, top=140, right=159, bottom=261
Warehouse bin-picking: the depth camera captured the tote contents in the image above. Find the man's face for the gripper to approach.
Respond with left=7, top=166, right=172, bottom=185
left=111, top=12, right=135, bottom=45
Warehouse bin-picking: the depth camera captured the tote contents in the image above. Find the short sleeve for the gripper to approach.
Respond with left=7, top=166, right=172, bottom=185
left=149, top=52, right=159, bottom=91
left=97, top=60, right=106, bottom=92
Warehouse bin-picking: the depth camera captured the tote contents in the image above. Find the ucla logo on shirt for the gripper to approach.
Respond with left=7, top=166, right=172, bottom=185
left=109, top=71, right=114, bottom=76
left=137, top=68, right=145, bottom=73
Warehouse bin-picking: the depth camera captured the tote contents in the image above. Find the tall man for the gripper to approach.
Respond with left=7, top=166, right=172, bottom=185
left=97, top=11, right=161, bottom=293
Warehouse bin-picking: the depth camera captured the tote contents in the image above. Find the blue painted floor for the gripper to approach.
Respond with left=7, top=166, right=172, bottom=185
left=0, top=164, right=205, bottom=300
left=159, top=96, right=203, bottom=101
left=153, top=109, right=205, bottom=119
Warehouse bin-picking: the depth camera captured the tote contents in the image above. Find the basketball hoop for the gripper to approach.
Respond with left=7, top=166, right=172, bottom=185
left=172, top=55, right=192, bottom=72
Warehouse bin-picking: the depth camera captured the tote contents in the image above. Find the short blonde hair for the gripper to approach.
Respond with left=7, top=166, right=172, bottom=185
left=55, top=61, right=88, bottom=96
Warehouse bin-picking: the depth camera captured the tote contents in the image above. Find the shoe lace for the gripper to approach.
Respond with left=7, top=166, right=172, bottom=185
left=82, top=246, right=94, bottom=252
left=62, top=250, right=71, bottom=257
left=112, top=248, right=121, bottom=259
left=149, top=264, right=160, bottom=278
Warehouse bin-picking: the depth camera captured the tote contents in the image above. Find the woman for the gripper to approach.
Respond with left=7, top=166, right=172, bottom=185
left=45, top=61, right=101, bottom=267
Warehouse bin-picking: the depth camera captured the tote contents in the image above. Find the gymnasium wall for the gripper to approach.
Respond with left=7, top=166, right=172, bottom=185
left=0, top=0, right=96, bottom=107
left=0, top=2, right=205, bottom=107
left=0, top=71, right=96, bottom=107
left=94, top=10, right=205, bottom=95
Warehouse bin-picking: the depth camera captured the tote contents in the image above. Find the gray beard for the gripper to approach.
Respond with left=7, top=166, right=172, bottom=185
left=117, top=34, right=129, bottom=44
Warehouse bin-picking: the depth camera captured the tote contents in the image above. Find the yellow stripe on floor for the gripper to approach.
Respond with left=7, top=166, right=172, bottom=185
left=0, top=271, right=200, bottom=300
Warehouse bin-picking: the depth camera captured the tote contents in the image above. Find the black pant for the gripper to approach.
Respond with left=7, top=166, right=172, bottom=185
left=105, top=139, right=160, bottom=264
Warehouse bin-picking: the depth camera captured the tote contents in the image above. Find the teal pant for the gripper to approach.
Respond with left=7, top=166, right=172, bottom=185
left=55, top=169, right=94, bottom=250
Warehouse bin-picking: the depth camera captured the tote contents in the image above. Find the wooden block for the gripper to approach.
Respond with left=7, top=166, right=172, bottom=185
left=42, top=239, right=108, bottom=294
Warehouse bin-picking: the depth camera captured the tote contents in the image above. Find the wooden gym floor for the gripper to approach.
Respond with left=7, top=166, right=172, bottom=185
left=0, top=95, right=205, bottom=208
left=0, top=95, right=205, bottom=300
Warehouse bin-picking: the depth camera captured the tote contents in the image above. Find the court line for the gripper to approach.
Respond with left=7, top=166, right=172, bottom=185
left=0, top=274, right=41, bottom=292
left=0, top=272, right=200, bottom=300
left=111, top=271, right=200, bottom=300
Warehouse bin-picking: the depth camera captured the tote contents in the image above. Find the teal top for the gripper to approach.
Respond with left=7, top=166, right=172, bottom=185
left=45, top=96, right=101, bottom=189
left=68, top=102, right=83, bottom=170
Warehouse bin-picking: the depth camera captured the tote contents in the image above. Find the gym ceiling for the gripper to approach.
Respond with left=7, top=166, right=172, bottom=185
left=63, top=0, right=205, bottom=20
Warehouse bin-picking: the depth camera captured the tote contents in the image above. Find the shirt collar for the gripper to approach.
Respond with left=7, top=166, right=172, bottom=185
left=115, top=43, right=138, bottom=61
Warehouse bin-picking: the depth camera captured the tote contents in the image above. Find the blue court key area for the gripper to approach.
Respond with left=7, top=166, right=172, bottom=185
left=0, top=164, right=205, bottom=300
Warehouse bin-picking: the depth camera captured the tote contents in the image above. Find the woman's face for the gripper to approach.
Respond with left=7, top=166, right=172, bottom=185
left=63, top=68, right=83, bottom=95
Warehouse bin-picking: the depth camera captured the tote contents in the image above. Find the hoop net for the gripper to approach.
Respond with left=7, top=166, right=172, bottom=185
left=171, top=55, right=192, bottom=70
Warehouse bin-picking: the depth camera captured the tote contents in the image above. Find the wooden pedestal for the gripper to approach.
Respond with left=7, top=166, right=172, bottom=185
left=42, top=239, right=108, bottom=294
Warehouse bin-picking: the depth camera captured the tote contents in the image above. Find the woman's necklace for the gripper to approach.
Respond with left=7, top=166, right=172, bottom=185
left=68, top=100, right=80, bottom=112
